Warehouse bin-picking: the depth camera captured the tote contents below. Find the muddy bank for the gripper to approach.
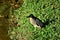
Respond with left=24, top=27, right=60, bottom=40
left=0, top=2, right=10, bottom=40
left=0, top=0, right=24, bottom=40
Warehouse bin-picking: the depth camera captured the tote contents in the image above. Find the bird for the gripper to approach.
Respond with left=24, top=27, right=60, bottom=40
left=27, top=14, right=45, bottom=28
left=27, top=14, right=55, bottom=28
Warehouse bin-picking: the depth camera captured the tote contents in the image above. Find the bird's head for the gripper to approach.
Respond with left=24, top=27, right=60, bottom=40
left=27, top=14, right=34, bottom=18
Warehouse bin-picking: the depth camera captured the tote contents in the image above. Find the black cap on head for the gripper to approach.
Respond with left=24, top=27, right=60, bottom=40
left=27, top=14, right=34, bottom=18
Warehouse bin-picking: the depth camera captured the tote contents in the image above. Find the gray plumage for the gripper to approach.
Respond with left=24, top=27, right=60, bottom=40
left=27, top=14, right=45, bottom=28
left=27, top=14, right=55, bottom=28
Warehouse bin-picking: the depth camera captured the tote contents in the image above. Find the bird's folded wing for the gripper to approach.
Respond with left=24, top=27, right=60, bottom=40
left=36, top=19, right=44, bottom=27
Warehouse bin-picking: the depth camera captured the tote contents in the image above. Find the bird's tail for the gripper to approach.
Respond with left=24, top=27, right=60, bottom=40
left=43, top=19, right=55, bottom=26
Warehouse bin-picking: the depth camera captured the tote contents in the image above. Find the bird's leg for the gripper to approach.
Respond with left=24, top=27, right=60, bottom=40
left=37, top=26, right=41, bottom=29
left=34, top=26, right=41, bottom=31
left=34, top=25, right=37, bottom=31
left=34, top=27, right=36, bottom=31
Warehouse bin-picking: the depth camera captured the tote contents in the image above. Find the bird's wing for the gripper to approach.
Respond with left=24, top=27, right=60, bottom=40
left=36, top=19, right=44, bottom=27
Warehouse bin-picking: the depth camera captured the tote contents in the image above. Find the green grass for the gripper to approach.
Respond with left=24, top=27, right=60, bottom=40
left=8, top=0, right=60, bottom=40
